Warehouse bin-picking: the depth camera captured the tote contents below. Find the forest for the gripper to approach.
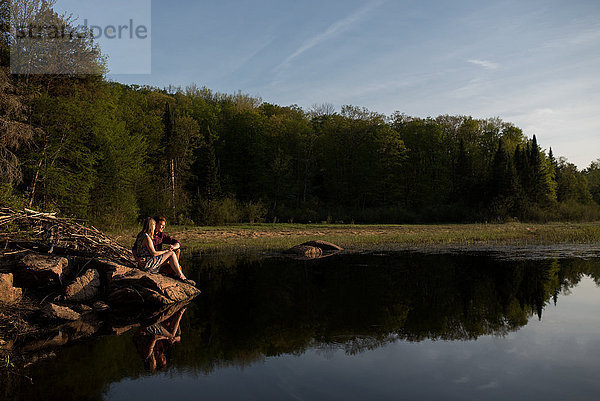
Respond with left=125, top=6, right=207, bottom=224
left=1, top=1, right=599, bottom=229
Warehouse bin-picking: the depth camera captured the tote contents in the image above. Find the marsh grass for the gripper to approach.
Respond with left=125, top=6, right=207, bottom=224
left=110, top=222, right=600, bottom=255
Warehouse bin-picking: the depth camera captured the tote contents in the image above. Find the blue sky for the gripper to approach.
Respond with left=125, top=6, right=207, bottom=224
left=54, top=0, right=600, bottom=168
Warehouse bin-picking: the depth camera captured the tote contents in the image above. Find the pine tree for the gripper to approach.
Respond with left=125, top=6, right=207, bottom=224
left=529, top=135, right=557, bottom=204
left=548, top=147, right=557, bottom=169
left=515, top=143, right=532, bottom=196
left=489, top=140, right=518, bottom=217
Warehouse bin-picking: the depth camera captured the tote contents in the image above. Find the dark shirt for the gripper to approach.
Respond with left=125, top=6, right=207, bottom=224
left=153, top=231, right=180, bottom=251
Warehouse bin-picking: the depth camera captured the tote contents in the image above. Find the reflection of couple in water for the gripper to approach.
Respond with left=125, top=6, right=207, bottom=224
left=134, top=305, right=187, bottom=372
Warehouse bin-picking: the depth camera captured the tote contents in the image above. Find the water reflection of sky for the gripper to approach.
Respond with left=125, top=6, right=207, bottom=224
left=105, top=277, right=600, bottom=401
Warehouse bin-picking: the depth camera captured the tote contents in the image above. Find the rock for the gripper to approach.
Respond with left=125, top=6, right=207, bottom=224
left=283, top=245, right=323, bottom=258
left=106, top=288, right=144, bottom=305
left=283, top=240, right=343, bottom=260
left=0, top=273, right=23, bottom=304
left=74, top=304, right=93, bottom=313
left=145, top=301, right=190, bottom=326
left=92, top=300, right=110, bottom=311
left=64, top=269, right=100, bottom=302
left=87, top=257, right=127, bottom=273
left=41, top=303, right=81, bottom=321
left=0, top=337, right=13, bottom=350
left=88, top=258, right=135, bottom=285
left=23, top=332, right=68, bottom=352
left=110, top=324, right=137, bottom=336
left=299, top=240, right=343, bottom=251
left=22, top=319, right=102, bottom=352
left=64, top=319, right=102, bottom=341
left=107, top=266, right=200, bottom=307
left=14, top=253, right=71, bottom=288
left=22, top=351, right=57, bottom=366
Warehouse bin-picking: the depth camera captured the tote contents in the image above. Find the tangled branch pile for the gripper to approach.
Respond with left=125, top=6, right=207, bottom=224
left=0, top=207, right=133, bottom=265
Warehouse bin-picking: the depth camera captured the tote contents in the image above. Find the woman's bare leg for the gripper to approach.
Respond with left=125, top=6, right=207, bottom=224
left=167, top=252, right=186, bottom=280
left=159, top=251, right=188, bottom=281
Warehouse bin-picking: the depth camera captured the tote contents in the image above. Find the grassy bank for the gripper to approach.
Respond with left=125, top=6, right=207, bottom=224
left=110, top=222, right=600, bottom=254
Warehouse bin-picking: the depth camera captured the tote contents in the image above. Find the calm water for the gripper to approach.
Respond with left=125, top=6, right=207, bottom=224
left=4, top=251, right=600, bottom=401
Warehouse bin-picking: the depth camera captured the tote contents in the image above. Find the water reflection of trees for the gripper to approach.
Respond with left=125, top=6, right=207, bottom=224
left=7, top=254, right=600, bottom=401
left=179, top=254, right=600, bottom=368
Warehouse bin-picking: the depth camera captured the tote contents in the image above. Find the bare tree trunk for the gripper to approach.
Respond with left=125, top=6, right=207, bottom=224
left=28, top=158, right=43, bottom=207
left=170, top=158, right=176, bottom=218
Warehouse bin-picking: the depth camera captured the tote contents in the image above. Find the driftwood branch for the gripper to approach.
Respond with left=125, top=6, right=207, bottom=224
left=0, top=207, right=134, bottom=266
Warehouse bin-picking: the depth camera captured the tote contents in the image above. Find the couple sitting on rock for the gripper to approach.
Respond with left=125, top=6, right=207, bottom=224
left=132, top=215, right=195, bottom=286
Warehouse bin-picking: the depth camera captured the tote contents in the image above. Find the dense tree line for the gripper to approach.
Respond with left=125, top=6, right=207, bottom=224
left=1, top=1, right=599, bottom=227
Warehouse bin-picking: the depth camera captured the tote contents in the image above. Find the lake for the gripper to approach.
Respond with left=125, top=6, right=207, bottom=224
left=4, top=250, right=600, bottom=401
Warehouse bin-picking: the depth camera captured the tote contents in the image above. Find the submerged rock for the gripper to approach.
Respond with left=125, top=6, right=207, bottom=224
left=14, top=253, right=72, bottom=288
left=0, top=273, right=23, bottom=304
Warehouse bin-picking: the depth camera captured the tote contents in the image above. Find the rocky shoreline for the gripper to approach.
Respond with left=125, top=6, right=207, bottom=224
left=0, top=207, right=344, bottom=371
left=0, top=250, right=200, bottom=362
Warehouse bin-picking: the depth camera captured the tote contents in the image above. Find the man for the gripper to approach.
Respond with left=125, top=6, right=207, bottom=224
left=133, top=215, right=181, bottom=268
left=152, top=215, right=181, bottom=258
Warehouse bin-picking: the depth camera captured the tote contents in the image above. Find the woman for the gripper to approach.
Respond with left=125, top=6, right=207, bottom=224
left=133, top=217, right=195, bottom=286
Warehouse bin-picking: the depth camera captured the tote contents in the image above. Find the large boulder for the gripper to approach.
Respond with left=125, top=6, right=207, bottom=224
left=299, top=240, right=343, bottom=251
left=64, top=269, right=100, bottom=302
left=14, top=253, right=72, bottom=288
left=283, top=240, right=343, bottom=260
left=107, top=266, right=200, bottom=307
left=0, top=273, right=23, bottom=304
left=86, top=258, right=132, bottom=283
left=283, top=245, right=323, bottom=259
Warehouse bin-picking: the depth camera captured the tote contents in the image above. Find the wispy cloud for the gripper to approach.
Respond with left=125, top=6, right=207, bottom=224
left=476, top=381, right=499, bottom=390
left=453, top=77, right=491, bottom=99
left=454, top=376, right=470, bottom=384
left=223, top=35, right=277, bottom=77
left=543, top=24, right=600, bottom=48
left=467, top=59, right=500, bottom=70
left=276, top=0, right=384, bottom=70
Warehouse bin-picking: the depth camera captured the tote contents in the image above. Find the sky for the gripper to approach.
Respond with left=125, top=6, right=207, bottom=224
left=53, top=0, right=600, bottom=168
